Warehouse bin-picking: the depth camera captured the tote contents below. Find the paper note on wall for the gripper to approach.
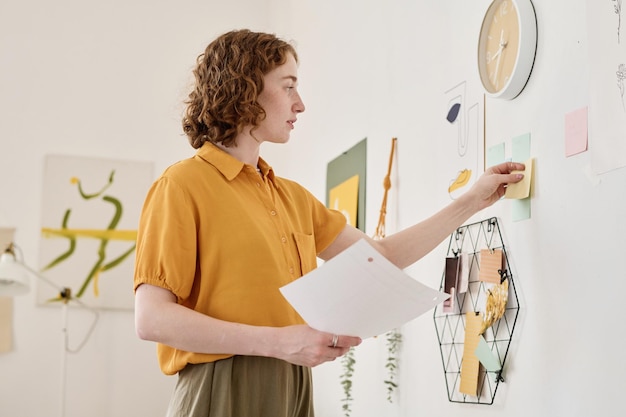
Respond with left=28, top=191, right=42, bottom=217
left=486, top=143, right=505, bottom=168
left=458, top=253, right=470, bottom=294
left=460, top=312, right=483, bottom=396
left=565, top=107, right=588, bottom=157
left=443, top=257, right=460, bottom=313
left=0, top=227, right=16, bottom=353
left=475, top=335, right=502, bottom=372
left=0, top=297, right=12, bottom=353
left=479, top=249, right=504, bottom=284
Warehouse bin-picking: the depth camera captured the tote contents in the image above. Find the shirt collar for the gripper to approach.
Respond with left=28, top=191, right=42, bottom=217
left=196, top=142, right=277, bottom=184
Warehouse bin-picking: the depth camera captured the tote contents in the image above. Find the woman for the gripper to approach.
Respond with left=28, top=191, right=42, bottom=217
left=134, top=29, right=524, bottom=417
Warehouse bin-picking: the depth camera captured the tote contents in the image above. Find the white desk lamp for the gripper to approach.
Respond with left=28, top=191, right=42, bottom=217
left=0, top=242, right=99, bottom=417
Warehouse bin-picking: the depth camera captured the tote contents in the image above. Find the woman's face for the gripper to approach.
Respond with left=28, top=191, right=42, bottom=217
left=254, top=53, right=305, bottom=144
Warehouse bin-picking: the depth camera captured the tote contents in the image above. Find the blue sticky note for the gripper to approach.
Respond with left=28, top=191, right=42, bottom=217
left=512, top=198, right=531, bottom=221
left=512, top=133, right=531, bottom=162
left=486, top=143, right=506, bottom=168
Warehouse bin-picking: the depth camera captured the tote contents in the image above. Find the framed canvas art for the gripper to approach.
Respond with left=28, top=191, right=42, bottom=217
left=326, top=138, right=367, bottom=232
left=38, top=155, right=153, bottom=310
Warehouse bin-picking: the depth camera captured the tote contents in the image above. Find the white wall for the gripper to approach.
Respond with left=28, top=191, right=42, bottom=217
left=267, top=0, right=626, bottom=417
left=2, top=1, right=625, bottom=417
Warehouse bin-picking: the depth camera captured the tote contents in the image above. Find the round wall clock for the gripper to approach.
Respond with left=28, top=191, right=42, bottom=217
left=477, top=0, right=537, bottom=99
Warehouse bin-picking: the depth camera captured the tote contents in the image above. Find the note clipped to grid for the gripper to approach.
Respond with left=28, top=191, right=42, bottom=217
left=280, top=239, right=449, bottom=339
left=460, top=312, right=483, bottom=396
left=475, top=335, right=502, bottom=372
left=479, top=249, right=505, bottom=284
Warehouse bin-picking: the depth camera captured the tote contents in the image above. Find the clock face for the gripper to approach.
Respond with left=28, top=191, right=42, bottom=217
left=478, top=0, right=521, bottom=95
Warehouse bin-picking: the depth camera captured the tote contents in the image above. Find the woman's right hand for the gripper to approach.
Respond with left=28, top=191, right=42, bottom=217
left=272, top=325, right=362, bottom=367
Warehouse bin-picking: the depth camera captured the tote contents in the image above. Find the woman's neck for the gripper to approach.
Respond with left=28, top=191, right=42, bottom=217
left=216, top=133, right=261, bottom=167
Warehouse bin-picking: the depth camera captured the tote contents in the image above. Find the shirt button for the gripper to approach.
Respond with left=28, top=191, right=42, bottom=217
left=281, top=236, right=287, bottom=243
left=270, top=210, right=277, bottom=216
left=289, top=267, right=294, bottom=274
left=256, top=183, right=261, bottom=187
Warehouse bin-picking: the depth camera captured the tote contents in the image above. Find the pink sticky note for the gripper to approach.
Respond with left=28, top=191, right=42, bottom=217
left=565, top=107, right=588, bottom=157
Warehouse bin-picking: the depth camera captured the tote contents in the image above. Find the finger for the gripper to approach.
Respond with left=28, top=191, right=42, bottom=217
left=503, top=161, right=525, bottom=173
left=333, top=335, right=362, bottom=349
left=329, top=334, right=338, bottom=348
left=490, top=161, right=525, bottom=174
left=509, top=162, right=525, bottom=172
left=336, top=347, right=353, bottom=356
left=504, top=172, right=524, bottom=184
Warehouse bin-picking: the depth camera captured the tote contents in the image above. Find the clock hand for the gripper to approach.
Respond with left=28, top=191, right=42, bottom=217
left=492, top=30, right=508, bottom=87
left=493, top=48, right=503, bottom=87
left=491, top=44, right=505, bottom=83
left=491, top=46, right=503, bottom=61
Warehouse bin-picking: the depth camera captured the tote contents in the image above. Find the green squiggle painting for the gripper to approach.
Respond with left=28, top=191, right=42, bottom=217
left=38, top=155, right=153, bottom=310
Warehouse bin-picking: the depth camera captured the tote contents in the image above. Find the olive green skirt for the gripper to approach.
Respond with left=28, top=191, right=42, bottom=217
left=166, top=356, right=314, bottom=417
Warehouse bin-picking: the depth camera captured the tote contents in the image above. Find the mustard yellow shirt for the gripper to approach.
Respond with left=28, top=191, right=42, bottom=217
left=134, top=142, right=346, bottom=375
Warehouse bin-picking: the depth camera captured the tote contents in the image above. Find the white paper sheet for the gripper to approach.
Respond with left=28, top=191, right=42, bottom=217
left=280, top=239, right=449, bottom=339
left=587, top=1, right=626, bottom=174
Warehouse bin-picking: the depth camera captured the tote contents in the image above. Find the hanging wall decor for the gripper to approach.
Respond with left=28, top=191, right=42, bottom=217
left=38, top=154, right=153, bottom=310
left=371, top=137, right=403, bottom=403
left=433, top=217, right=520, bottom=405
left=326, top=138, right=367, bottom=233
left=444, top=81, right=484, bottom=200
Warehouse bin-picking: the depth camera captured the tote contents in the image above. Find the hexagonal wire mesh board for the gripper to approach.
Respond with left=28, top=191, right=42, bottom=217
left=433, top=217, right=519, bottom=404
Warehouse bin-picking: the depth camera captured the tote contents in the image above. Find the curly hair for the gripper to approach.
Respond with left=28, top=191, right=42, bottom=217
left=182, top=29, right=298, bottom=149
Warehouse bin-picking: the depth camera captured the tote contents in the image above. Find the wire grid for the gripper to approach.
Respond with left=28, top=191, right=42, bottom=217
left=433, top=217, right=520, bottom=405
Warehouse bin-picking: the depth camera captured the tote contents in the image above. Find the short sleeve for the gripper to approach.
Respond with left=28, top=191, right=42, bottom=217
left=307, top=190, right=347, bottom=254
left=133, top=177, right=198, bottom=301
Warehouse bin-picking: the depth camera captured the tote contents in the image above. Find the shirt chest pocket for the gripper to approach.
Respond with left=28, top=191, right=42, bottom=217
left=293, top=232, right=317, bottom=275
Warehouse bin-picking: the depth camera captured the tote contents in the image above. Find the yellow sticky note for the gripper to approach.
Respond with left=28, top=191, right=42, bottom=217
left=504, top=157, right=534, bottom=199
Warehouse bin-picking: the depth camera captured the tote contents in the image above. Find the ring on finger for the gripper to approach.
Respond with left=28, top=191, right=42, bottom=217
left=331, top=334, right=338, bottom=348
